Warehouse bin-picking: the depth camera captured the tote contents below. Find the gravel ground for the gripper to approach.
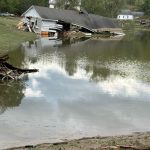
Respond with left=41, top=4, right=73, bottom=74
left=5, top=132, right=150, bottom=150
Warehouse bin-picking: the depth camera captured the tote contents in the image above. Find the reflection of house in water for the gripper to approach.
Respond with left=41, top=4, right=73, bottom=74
left=22, top=37, right=123, bottom=82
left=22, top=38, right=62, bottom=58
left=21, top=37, right=89, bottom=59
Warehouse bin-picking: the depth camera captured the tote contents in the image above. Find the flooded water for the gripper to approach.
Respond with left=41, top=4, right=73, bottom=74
left=0, top=31, right=150, bottom=149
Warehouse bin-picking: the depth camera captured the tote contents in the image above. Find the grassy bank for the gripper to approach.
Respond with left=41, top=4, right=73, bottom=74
left=120, top=19, right=150, bottom=33
left=0, top=17, right=36, bottom=52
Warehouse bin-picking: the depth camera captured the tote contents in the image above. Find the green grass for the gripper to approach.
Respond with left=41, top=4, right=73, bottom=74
left=120, top=18, right=150, bottom=33
left=0, top=17, right=36, bottom=53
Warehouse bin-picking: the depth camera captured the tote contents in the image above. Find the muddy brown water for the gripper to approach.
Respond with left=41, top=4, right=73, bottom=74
left=0, top=31, right=150, bottom=149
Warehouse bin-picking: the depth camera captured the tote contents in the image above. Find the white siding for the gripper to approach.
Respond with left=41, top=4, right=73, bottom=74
left=23, top=7, right=62, bottom=37
left=117, top=15, right=134, bottom=20
left=33, top=18, right=42, bottom=33
left=41, top=20, right=62, bottom=31
left=24, top=8, right=40, bottom=18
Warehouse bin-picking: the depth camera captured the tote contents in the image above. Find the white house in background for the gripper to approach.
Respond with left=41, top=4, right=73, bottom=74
left=117, top=14, right=134, bottom=20
left=117, top=9, right=144, bottom=20
left=117, top=10, right=134, bottom=20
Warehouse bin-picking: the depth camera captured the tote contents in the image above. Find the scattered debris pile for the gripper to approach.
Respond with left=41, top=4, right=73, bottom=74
left=0, top=54, right=38, bottom=81
left=16, top=20, right=26, bottom=31
left=138, top=19, right=150, bottom=27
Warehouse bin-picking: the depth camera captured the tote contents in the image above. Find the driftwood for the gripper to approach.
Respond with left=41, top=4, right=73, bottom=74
left=0, top=54, right=38, bottom=80
left=91, top=145, right=150, bottom=150
left=118, top=145, right=150, bottom=150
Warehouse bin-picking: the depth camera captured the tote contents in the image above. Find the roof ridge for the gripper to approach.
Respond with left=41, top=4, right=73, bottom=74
left=22, top=5, right=121, bottom=31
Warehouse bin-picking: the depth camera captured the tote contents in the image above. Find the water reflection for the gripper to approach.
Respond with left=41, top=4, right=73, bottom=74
left=21, top=32, right=150, bottom=100
left=21, top=32, right=150, bottom=83
left=0, top=31, right=150, bottom=149
left=0, top=81, right=25, bottom=114
left=20, top=34, right=150, bottom=100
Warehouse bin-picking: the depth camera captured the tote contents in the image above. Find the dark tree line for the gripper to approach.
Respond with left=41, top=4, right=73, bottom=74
left=0, top=0, right=48, bottom=15
left=0, top=0, right=149, bottom=16
left=142, top=0, right=150, bottom=15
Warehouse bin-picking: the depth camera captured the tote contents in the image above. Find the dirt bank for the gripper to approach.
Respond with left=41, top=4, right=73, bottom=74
left=6, top=132, right=150, bottom=150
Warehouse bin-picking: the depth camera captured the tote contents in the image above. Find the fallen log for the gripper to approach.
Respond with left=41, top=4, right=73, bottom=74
left=0, top=54, right=38, bottom=80
left=0, top=54, right=9, bottom=62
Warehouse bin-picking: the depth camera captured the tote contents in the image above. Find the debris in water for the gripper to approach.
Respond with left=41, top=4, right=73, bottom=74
left=0, top=54, right=38, bottom=81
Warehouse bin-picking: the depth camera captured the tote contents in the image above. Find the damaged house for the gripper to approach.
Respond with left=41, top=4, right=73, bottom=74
left=21, top=4, right=123, bottom=38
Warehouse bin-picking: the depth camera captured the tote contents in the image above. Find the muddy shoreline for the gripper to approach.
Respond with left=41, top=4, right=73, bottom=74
left=5, top=132, right=150, bottom=150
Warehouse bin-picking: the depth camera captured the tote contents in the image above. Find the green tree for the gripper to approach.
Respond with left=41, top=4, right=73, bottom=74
left=0, top=0, right=48, bottom=15
left=0, top=0, right=147, bottom=17
left=142, top=0, right=150, bottom=15
left=103, top=0, right=124, bottom=17
left=0, top=0, right=8, bottom=12
left=56, top=0, right=79, bottom=9
left=82, top=0, right=125, bottom=17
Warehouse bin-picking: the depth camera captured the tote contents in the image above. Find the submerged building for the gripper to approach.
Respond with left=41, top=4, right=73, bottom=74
left=22, top=5, right=122, bottom=37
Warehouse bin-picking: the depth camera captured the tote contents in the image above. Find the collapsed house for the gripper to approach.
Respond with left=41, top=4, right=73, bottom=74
left=20, top=5, right=123, bottom=38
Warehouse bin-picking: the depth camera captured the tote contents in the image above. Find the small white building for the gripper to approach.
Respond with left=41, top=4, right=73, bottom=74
left=49, top=0, right=56, bottom=8
left=117, top=14, right=134, bottom=20
left=117, top=9, right=144, bottom=21
left=117, top=9, right=134, bottom=20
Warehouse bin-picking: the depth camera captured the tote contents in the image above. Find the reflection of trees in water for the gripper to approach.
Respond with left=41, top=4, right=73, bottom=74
left=59, top=40, right=120, bottom=80
left=61, top=34, right=150, bottom=81
left=0, top=81, right=25, bottom=114
left=62, top=38, right=89, bottom=46
left=21, top=32, right=150, bottom=83
left=86, top=66, right=111, bottom=82
left=121, top=31, right=150, bottom=61
left=22, top=38, right=126, bottom=81
left=0, top=46, right=28, bottom=115
left=65, top=61, right=77, bottom=76
left=64, top=50, right=78, bottom=76
left=7, top=46, right=27, bottom=68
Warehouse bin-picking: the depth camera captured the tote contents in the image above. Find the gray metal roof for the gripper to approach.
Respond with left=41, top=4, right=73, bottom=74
left=32, top=6, right=120, bottom=31
left=132, top=11, right=144, bottom=17
left=119, top=9, right=144, bottom=17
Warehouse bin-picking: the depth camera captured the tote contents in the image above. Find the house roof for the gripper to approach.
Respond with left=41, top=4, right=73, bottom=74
left=132, top=11, right=144, bottom=17
left=23, top=5, right=120, bottom=32
left=119, top=9, right=144, bottom=17
left=119, top=9, right=132, bottom=15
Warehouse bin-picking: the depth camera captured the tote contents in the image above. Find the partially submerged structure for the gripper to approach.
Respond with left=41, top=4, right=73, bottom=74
left=21, top=5, right=123, bottom=38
